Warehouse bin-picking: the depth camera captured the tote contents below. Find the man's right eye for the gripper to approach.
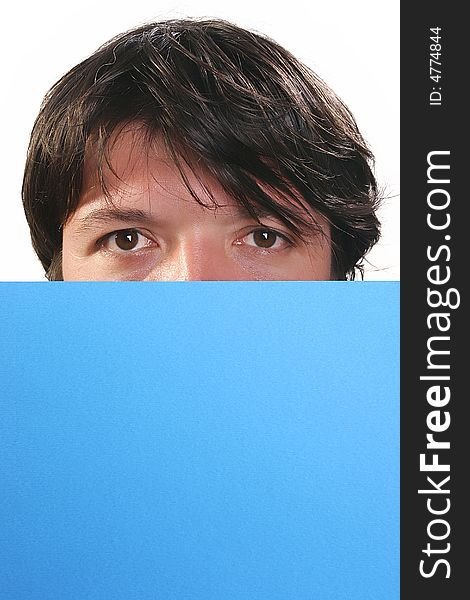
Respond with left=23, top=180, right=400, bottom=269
left=101, top=229, right=155, bottom=253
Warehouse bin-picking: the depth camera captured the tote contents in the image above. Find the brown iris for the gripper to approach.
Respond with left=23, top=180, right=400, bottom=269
left=114, top=230, right=139, bottom=251
left=253, top=229, right=278, bottom=248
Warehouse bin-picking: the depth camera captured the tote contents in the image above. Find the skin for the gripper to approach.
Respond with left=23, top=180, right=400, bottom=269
left=62, top=127, right=332, bottom=281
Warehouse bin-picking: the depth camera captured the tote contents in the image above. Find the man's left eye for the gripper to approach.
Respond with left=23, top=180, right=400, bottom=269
left=241, top=229, right=290, bottom=250
left=102, top=229, right=153, bottom=253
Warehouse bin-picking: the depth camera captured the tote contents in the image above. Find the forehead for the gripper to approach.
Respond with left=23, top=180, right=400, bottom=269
left=84, top=126, right=205, bottom=197
left=78, top=124, right=328, bottom=236
left=81, top=125, right=248, bottom=216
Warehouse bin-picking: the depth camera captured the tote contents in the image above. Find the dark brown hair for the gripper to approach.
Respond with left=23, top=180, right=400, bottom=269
left=22, top=18, right=380, bottom=280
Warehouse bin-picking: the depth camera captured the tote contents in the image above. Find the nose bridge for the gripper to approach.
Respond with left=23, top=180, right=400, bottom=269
left=148, top=234, right=226, bottom=281
left=174, top=238, right=208, bottom=281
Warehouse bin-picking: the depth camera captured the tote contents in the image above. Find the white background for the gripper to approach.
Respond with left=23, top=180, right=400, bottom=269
left=0, top=0, right=399, bottom=280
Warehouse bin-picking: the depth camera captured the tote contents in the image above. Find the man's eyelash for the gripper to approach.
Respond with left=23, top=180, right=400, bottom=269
left=96, top=228, right=144, bottom=245
left=250, top=227, right=294, bottom=244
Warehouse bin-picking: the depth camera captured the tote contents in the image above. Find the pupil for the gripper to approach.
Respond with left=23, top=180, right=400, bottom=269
left=115, top=230, right=138, bottom=251
left=253, top=230, right=276, bottom=248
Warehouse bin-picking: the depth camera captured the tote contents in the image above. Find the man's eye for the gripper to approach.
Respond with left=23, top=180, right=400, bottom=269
left=102, top=229, right=153, bottom=253
left=242, top=229, right=290, bottom=250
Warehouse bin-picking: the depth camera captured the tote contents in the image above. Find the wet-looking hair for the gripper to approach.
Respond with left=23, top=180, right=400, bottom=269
left=22, top=18, right=380, bottom=280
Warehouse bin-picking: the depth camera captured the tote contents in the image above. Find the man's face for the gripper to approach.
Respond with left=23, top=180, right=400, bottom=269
left=62, top=127, right=332, bottom=281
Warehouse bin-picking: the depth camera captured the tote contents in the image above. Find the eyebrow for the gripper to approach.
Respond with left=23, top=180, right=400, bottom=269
left=73, top=207, right=154, bottom=233
left=72, top=204, right=283, bottom=232
left=70, top=201, right=316, bottom=244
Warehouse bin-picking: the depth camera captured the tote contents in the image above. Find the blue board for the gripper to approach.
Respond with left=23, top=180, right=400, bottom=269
left=0, top=282, right=399, bottom=599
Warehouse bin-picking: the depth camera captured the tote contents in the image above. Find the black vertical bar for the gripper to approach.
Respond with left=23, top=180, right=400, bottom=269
left=401, top=2, right=464, bottom=598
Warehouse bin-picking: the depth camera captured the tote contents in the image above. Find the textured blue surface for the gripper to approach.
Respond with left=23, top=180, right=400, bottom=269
left=0, top=282, right=399, bottom=599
